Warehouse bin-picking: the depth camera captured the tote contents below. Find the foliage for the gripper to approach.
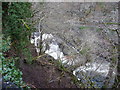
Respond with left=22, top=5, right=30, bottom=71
left=2, top=57, right=24, bottom=87
left=0, top=35, right=10, bottom=73
left=1, top=36, right=30, bottom=88
left=1, top=2, right=34, bottom=88
left=1, top=36, right=11, bottom=52
left=2, top=2, right=34, bottom=63
left=79, top=47, right=90, bottom=55
left=79, top=26, right=89, bottom=30
left=56, top=60, right=69, bottom=72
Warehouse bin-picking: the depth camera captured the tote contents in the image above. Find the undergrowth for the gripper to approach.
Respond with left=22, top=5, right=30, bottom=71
left=2, top=2, right=34, bottom=64
left=1, top=36, right=30, bottom=88
left=1, top=2, right=34, bottom=89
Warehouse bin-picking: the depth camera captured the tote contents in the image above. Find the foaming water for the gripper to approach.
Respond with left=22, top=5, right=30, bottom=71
left=30, top=32, right=116, bottom=88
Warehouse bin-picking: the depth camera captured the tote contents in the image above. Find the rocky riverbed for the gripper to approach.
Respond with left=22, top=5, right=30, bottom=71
left=30, top=2, right=118, bottom=88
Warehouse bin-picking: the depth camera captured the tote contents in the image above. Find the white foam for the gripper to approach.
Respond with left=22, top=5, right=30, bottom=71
left=30, top=32, right=54, bottom=55
left=42, top=34, right=53, bottom=41
left=73, top=61, right=111, bottom=78
left=30, top=31, right=116, bottom=88
left=30, top=38, right=34, bottom=44
left=45, top=42, right=63, bottom=60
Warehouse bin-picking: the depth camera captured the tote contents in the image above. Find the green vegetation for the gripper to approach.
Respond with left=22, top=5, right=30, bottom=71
left=2, top=2, right=34, bottom=88
left=55, top=60, right=69, bottom=72
left=55, top=60, right=83, bottom=87
left=2, top=2, right=34, bottom=63
left=2, top=57, right=25, bottom=88
left=79, top=46, right=90, bottom=55
left=79, top=26, right=89, bottom=30
left=1, top=36, right=29, bottom=88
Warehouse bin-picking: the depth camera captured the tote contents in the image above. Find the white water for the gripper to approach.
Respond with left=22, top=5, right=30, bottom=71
left=30, top=32, right=115, bottom=88
left=30, top=32, right=69, bottom=63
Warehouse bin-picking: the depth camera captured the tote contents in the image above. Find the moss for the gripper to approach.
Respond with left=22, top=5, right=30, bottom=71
left=79, top=47, right=90, bottom=55
left=79, top=26, right=89, bottom=30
